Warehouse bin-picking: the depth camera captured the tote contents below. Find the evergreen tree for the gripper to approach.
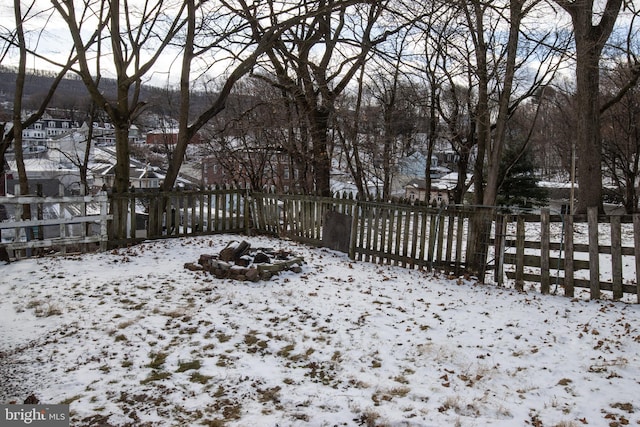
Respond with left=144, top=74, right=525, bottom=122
left=497, top=143, right=548, bottom=208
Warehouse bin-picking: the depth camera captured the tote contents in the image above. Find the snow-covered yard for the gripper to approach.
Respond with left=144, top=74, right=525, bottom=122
left=1, top=235, right=639, bottom=426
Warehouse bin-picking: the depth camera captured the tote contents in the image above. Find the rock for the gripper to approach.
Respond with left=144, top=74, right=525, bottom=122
left=235, top=256, right=250, bottom=267
left=253, top=252, right=271, bottom=264
left=24, top=394, right=39, bottom=404
left=198, top=254, right=215, bottom=266
left=184, top=262, right=203, bottom=271
left=219, top=247, right=236, bottom=262
left=245, top=268, right=260, bottom=282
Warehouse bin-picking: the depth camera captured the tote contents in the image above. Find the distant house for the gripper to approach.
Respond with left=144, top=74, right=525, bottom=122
left=4, top=158, right=81, bottom=196
left=397, top=152, right=452, bottom=178
left=21, top=117, right=80, bottom=145
left=404, top=178, right=452, bottom=205
left=98, top=164, right=164, bottom=190
left=146, top=129, right=202, bottom=146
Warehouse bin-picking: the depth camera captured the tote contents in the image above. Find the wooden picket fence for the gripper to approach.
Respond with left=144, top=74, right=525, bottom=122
left=2, top=187, right=639, bottom=302
left=107, top=187, right=249, bottom=246
left=250, top=193, right=640, bottom=302
left=0, top=185, right=110, bottom=257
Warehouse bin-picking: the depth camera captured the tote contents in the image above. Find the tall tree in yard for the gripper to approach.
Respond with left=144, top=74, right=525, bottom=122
left=454, top=0, right=568, bottom=277
left=51, top=0, right=188, bottom=195
left=554, top=0, right=623, bottom=213
left=159, top=0, right=379, bottom=193
left=51, top=0, right=188, bottom=240
left=241, top=0, right=417, bottom=196
left=1, top=1, right=77, bottom=197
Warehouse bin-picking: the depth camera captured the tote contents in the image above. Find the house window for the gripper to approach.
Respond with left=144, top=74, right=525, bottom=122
left=34, top=123, right=42, bottom=130
left=62, top=122, right=69, bottom=128
left=283, top=167, right=290, bottom=180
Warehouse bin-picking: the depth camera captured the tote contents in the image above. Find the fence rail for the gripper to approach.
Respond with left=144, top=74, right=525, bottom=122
left=108, top=187, right=249, bottom=246
left=2, top=188, right=639, bottom=302
left=0, top=188, right=110, bottom=257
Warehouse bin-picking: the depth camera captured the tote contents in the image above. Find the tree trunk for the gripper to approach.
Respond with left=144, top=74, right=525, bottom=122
left=483, top=0, right=523, bottom=207
left=574, top=44, right=605, bottom=213
left=557, top=0, right=623, bottom=213
left=310, top=108, right=332, bottom=196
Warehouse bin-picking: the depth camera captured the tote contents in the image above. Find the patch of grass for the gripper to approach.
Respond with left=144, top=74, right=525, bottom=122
left=59, top=395, right=82, bottom=405
left=117, top=319, right=136, bottom=329
left=201, top=420, right=226, bottom=427
left=140, top=371, right=172, bottom=384
left=216, top=333, right=232, bottom=343
left=277, top=344, right=296, bottom=358
left=216, top=354, right=233, bottom=367
left=189, top=372, right=212, bottom=384
left=28, top=300, right=63, bottom=317
left=611, top=402, right=634, bottom=413
left=356, top=409, right=381, bottom=427
left=393, top=375, right=410, bottom=384
left=176, top=360, right=201, bottom=373
left=244, top=333, right=259, bottom=345
left=557, top=378, right=573, bottom=386
left=114, top=334, right=127, bottom=342
left=216, top=400, right=241, bottom=420
left=213, top=385, right=225, bottom=398
left=438, top=395, right=461, bottom=413
left=257, top=386, right=281, bottom=404
left=372, top=386, right=410, bottom=406
left=147, top=352, right=168, bottom=369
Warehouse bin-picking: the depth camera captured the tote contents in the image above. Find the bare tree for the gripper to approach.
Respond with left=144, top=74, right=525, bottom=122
left=242, top=0, right=414, bottom=196
left=601, top=63, right=640, bottom=213
left=51, top=0, right=188, bottom=195
left=439, top=0, right=570, bottom=276
left=364, top=28, right=425, bottom=200
left=159, top=0, right=367, bottom=193
left=0, top=2, right=77, bottom=197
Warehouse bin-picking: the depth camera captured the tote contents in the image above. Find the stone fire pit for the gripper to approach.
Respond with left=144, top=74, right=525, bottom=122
left=184, top=240, right=304, bottom=282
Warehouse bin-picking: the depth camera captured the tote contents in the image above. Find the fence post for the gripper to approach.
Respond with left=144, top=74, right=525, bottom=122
left=587, top=207, right=600, bottom=300
left=58, top=183, right=67, bottom=255
left=36, top=184, right=44, bottom=245
left=129, top=191, right=136, bottom=240
left=564, top=214, right=574, bottom=297
left=494, top=213, right=507, bottom=286
left=634, top=214, right=640, bottom=303
left=515, top=215, right=525, bottom=291
left=100, top=192, right=109, bottom=252
left=611, top=215, right=623, bottom=300
left=540, top=208, right=550, bottom=294
left=348, top=201, right=359, bottom=260
left=454, top=208, right=464, bottom=276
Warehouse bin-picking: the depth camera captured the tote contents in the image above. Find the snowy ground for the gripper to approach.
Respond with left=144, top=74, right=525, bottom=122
left=1, top=235, right=639, bottom=427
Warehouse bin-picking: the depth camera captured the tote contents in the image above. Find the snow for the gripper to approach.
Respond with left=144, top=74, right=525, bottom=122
left=1, top=235, right=640, bottom=426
